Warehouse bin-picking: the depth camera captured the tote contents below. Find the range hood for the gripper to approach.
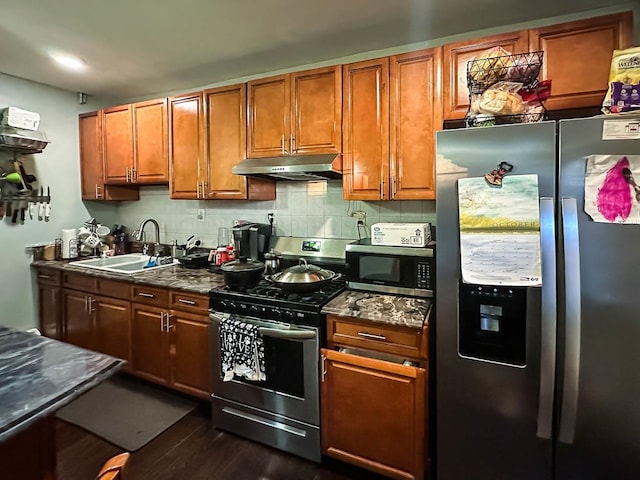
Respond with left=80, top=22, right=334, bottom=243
left=232, top=154, right=342, bottom=181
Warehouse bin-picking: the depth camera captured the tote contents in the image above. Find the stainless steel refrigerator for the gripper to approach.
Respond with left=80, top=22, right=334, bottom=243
left=435, top=118, right=640, bottom=480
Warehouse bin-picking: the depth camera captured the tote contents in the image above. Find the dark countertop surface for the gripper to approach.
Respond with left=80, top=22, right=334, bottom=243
left=0, top=327, right=124, bottom=442
left=321, top=290, right=432, bottom=329
left=32, top=259, right=226, bottom=295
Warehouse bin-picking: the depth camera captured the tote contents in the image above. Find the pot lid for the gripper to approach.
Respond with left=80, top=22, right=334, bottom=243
left=274, top=258, right=334, bottom=284
left=220, top=258, right=264, bottom=272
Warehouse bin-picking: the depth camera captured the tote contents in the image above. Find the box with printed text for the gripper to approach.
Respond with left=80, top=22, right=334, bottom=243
left=371, top=223, right=431, bottom=247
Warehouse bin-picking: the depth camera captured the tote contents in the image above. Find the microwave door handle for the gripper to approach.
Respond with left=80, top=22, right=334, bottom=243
left=536, top=197, right=557, bottom=440
left=258, top=327, right=316, bottom=340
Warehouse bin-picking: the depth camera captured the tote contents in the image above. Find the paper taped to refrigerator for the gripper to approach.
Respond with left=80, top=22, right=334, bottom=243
left=585, top=154, right=640, bottom=224
left=458, top=175, right=542, bottom=286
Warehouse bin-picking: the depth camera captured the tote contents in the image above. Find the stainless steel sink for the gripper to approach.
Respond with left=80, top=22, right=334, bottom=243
left=72, top=254, right=180, bottom=274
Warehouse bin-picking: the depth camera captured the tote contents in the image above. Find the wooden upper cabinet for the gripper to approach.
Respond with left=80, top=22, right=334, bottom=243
left=103, top=104, right=134, bottom=183
left=247, top=75, right=290, bottom=157
left=291, top=66, right=342, bottom=154
left=443, top=30, right=529, bottom=119
left=248, top=66, right=342, bottom=158
left=169, top=92, right=205, bottom=199
left=132, top=98, right=169, bottom=184
left=530, top=12, right=633, bottom=111
left=390, top=48, right=442, bottom=200
left=342, top=58, right=390, bottom=200
left=204, top=84, right=275, bottom=200
left=79, top=111, right=138, bottom=201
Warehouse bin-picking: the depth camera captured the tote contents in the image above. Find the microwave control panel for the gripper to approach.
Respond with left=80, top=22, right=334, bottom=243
left=416, top=261, right=433, bottom=291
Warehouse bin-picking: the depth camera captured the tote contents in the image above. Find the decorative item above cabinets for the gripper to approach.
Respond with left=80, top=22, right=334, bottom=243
left=342, top=48, right=442, bottom=201
left=247, top=66, right=342, bottom=158
left=103, top=98, right=169, bottom=185
left=168, top=87, right=275, bottom=201
left=79, top=111, right=139, bottom=201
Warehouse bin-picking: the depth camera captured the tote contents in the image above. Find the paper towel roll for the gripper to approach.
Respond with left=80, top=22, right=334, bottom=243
left=61, top=228, right=78, bottom=259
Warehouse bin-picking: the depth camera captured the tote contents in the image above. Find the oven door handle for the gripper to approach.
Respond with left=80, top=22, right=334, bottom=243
left=258, top=327, right=316, bottom=340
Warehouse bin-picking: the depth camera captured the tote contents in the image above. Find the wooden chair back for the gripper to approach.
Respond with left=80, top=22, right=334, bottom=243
left=95, top=452, right=130, bottom=480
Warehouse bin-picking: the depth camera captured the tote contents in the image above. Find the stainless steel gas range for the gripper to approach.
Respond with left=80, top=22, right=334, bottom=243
left=209, top=237, right=352, bottom=462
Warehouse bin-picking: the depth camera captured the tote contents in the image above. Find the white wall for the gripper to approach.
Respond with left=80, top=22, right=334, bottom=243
left=0, top=73, right=105, bottom=330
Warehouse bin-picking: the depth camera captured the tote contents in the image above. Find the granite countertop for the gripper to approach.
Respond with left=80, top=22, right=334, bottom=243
left=32, top=259, right=226, bottom=295
left=0, top=327, right=124, bottom=442
left=321, top=290, right=432, bottom=329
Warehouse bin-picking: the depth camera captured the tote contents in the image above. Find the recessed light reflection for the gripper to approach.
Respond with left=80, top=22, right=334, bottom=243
left=52, top=54, right=86, bottom=71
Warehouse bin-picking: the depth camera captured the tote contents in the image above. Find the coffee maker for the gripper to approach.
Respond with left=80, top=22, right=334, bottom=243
left=232, top=223, right=272, bottom=261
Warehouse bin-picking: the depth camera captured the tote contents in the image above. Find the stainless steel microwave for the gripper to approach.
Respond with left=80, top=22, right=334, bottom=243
left=345, top=239, right=434, bottom=298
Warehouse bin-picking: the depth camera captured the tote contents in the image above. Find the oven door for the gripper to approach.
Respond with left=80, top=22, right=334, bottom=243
left=210, top=311, right=320, bottom=426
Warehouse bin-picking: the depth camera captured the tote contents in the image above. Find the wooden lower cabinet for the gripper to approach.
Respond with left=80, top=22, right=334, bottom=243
left=321, top=348, right=427, bottom=480
left=131, top=301, right=211, bottom=399
left=63, top=289, right=132, bottom=371
left=131, top=303, right=169, bottom=384
left=170, top=310, right=211, bottom=398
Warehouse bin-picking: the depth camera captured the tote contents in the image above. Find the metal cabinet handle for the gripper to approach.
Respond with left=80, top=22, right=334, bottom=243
left=380, top=179, right=384, bottom=199
left=165, top=313, right=174, bottom=331
left=559, top=197, right=582, bottom=444
left=125, top=167, right=130, bottom=182
left=358, top=331, right=387, bottom=341
left=138, top=292, right=155, bottom=298
left=289, top=135, right=293, bottom=153
left=391, top=176, right=397, bottom=198
left=133, top=168, right=137, bottom=182
left=39, top=274, right=51, bottom=280
left=281, top=134, right=285, bottom=155
left=178, top=298, right=196, bottom=305
left=84, top=295, right=88, bottom=313
left=321, top=354, right=327, bottom=382
left=537, top=197, right=557, bottom=440
left=160, top=312, right=165, bottom=332
left=88, top=297, right=96, bottom=313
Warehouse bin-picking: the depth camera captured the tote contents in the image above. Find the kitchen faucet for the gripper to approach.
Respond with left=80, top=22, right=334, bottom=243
left=135, top=218, right=161, bottom=255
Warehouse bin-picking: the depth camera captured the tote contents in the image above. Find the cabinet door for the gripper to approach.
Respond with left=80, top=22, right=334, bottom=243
left=204, top=84, right=249, bottom=199
left=103, top=104, right=134, bottom=183
left=443, top=30, right=529, bottom=120
left=38, top=284, right=61, bottom=339
left=247, top=75, right=290, bottom=158
left=321, top=348, right=427, bottom=480
left=168, top=310, right=211, bottom=399
left=169, top=92, right=205, bottom=199
left=529, top=12, right=632, bottom=111
left=133, top=98, right=169, bottom=184
left=342, top=58, right=390, bottom=200
left=93, top=295, right=131, bottom=367
left=79, top=111, right=138, bottom=201
left=79, top=111, right=104, bottom=200
left=390, top=48, right=442, bottom=200
left=63, top=290, right=93, bottom=350
left=131, top=303, right=169, bottom=385
left=291, top=66, right=342, bottom=155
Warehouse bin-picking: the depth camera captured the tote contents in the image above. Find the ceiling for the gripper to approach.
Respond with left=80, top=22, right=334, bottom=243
left=0, top=0, right=625, bottom=100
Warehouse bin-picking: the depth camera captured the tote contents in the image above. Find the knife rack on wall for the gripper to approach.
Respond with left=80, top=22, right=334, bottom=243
left=0, top=150, right=51, bottom=224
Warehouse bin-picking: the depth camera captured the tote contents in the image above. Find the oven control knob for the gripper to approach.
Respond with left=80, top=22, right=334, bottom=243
left=249, top=305, right=259, bottom=314
left=272, top=308, right=281, bottom=320
left=282, top=310, right=294, bottom=321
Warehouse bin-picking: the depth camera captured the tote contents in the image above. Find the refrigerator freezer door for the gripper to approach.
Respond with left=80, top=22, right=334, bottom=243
left=435, top=122, right=556, bottom=480
left=556, top=118, right=640, bottom=479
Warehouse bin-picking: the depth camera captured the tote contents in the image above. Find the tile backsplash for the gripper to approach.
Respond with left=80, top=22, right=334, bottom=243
left=103, top=180, right=436, bottom=247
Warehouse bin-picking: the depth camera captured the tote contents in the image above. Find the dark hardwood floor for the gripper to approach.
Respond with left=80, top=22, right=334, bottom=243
left=56, top=401, right=388, bottom=480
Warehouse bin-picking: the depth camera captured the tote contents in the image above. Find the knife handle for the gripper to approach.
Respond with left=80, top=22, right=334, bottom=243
left=38, top=202, right=45, bottom=220
left=44, top=202, right=51, bottom=220
left=11, top=207, right=19, bottom=223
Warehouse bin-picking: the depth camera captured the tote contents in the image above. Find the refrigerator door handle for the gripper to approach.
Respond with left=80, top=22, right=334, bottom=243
left=536, top=197, right=557, bottom=440
left=559, top=197, right=582, bottom=444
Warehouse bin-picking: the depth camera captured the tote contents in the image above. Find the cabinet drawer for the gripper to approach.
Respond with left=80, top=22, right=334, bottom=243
left=63, top=271, right=97, bottom=292
left=327, top=315, right=428, bottom=361
left=170, top=291, right=209, bottom=315
left=131, top=285, right=169, bottom=307
left=35, top=267, right=61, bottom=286
left=96, top=278, right=131, bottom=300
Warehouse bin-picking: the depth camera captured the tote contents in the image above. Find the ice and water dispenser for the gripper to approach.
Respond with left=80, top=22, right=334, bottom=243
left=458, top=282, right=527, bottom=366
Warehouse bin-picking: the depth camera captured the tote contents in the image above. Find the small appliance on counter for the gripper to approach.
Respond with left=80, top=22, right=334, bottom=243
left=231, top=223, right=272, bottom=261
